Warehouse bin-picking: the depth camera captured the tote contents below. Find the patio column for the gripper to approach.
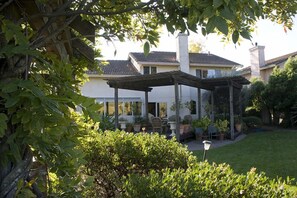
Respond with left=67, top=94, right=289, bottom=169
left=114, top=86, right=119, bottom=129
left=174, top=81, right=180, bottom=142
left=197, top=88, right=202, bottom=119
left=229, top=84, right=235, bottom=140
left=144, top=90, right=149, bottom=122
left=210, top=90, right=214, bottom=122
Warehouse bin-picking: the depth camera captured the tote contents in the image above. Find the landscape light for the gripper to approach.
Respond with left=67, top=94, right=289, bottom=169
left=202, top=140, right=212, bottom=161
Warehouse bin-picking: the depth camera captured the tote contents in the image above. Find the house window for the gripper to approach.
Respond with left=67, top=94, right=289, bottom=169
left=106, top=102, right=115, bottom=116
left=148, top=102, right=167, bottom=118
left=143, top=66, right=157, bottom=75
left=132, top=102, right=142, bottom=116
left=102, top=100, right=142, bottom=116
left=196, top=69, right=216, bottom=78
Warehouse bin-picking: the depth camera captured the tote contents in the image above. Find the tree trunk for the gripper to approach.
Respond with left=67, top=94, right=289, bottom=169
left=0, top=56, right=35, bottom=196
left=0, top=140, right=33, bottom=197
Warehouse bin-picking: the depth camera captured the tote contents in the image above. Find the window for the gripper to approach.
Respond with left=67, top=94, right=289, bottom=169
left=143, top=66, right=157, bottom=75
left=196, top=69, right=216, bottom=79
left=106, top=102, right=115, bottom=116
left=158, top=103, right=167, bottom=118
left=190, top=100, right=197, bottom=115
left=148, top=102, right=167, bottom=118
left=100, top=99, right=142, bottom=116
left=132, top=102, right=142, bottom=116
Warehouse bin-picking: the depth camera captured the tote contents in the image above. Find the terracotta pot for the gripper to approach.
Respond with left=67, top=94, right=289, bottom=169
left=235, top=123, right=242, bottom=132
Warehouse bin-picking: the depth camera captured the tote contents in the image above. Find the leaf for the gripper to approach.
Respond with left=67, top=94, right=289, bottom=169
left=144, top=41, right=150, bottom=57
left=220, top=6, right=235, bottom=20
left=232, top=31, right=239, bottom=44
left=0, top=113, right=8, bottom=138
left=214, top=16, right=228, bottom=35
left=240, top=30, right=251, bottom=40
left=0, top=80, right=19, bottom=93
left=206, top=18, right=216, bottom=33
left=213, top=0, right=223, bottom=8
left=5, top=97, right=20, bottom=108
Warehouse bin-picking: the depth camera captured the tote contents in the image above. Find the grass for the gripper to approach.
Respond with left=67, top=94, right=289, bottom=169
left=192, top=130, right=297, bottom=180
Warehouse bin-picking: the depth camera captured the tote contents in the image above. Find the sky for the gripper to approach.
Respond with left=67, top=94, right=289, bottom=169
left=99, top=16, right=297, bottom=67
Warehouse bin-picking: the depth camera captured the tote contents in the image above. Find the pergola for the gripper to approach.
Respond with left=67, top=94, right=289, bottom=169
left=106, top=70, right=250, bottom=141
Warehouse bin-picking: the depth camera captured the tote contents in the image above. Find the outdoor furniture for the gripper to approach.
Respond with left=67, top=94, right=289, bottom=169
left=151, top=117, right=163, bottom=133
left=208, top=125, right=219, bottom=140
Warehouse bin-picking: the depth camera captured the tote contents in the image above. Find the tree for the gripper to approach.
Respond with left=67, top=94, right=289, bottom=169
left=263, top=56, right=297, bottom=126
left=1, top=0, right=297, bottom=196
left=189, top=40, right=204, bottom=53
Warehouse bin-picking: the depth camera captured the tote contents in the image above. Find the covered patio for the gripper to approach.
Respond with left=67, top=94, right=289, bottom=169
left=106, top=70, right=250, bottom=141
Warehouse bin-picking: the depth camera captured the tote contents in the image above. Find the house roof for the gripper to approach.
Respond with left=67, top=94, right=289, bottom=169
left=265, top=51, right=297, bottom=67
left=240, top=51, right=297, bottom=74
left=87, top=60, right=140, bottom=75
left=106, top=70, right=250, bottom=92
left=129, top=51, right=241, bottom=66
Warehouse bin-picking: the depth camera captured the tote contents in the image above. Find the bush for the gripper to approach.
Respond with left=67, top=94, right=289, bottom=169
left=124, top=163, right=294, bottom=198
left=82, top=130, right=294, bottom=198
left=243, top=116, right=263, bottom=128
left=82, top=131, right=196, bottom=197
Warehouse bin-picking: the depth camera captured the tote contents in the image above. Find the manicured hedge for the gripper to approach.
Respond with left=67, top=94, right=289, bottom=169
left=82, top=130, right=294, bottom=197
left=124, top=163, right=293, bottom=197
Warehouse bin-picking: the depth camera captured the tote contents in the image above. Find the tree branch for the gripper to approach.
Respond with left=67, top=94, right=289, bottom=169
left=30, top=0, right=158, bottom=18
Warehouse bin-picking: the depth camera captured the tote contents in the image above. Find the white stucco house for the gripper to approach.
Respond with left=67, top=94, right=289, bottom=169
left=81, top=33, right=244, bottom=123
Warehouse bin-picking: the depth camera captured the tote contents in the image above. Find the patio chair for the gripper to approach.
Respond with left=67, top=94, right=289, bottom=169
left=151, top=117, right=163, bottom=133
left=208, top=125, right=219, bottom=140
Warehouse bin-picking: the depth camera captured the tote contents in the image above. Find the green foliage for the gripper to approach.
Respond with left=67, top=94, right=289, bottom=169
left=82, top=131, right=196, bottom=197
left=245, top=79, right=266, bottom=112
left=124, top=162, right=294, bottom=197
left=98, top=114, right=115, bottom=131
left=263, top=56, right=297, bottom=125
left=2, top=0, right=297, bottom=196
left=242, top=116, right=262, bottom=128
left=192, top=116, right=211, bottom=131
left=0, top=113, right=8, bottom=138
left=214, top=119, right=229, bottom=133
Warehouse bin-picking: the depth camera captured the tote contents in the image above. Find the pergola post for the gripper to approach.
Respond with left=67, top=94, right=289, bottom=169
left=210, top=90, right=214, bottom=122
left=174, top=81, right=180, bottom=142
left=197, top=88, right=202, bottom=119
left=229, top=83, right=234, bottom=140
left=114, top=87, right=119, bottom=129
left=144, top=90, right=149, bottom=122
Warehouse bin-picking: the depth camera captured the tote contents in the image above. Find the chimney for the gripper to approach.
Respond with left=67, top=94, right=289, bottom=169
left=176, top=33, right=189, bottom=73
left=249, top=44, right=265, bottom=77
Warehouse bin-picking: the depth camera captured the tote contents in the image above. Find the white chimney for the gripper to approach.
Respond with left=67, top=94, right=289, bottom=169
left=176, top=33, right=189, bottom=73
left=249, top=44, right=265, bottom=78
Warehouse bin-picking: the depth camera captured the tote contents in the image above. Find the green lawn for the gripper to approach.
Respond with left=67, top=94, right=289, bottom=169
left=192, top=130, right=297, bottom=180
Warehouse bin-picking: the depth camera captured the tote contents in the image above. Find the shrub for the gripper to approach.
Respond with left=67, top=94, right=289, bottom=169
left=82, top=131, right=196, bottom=197
left=82, top=130, right=294, bottom=198
left=124, top=163, right=294, bottom=198
left=98, top=114, right=115, bottom=131
left=243, top=116, right=263, bottom=128
left=192, top=116, right=211, bottom=131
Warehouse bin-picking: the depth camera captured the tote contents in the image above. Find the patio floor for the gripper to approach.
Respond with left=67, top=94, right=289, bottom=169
left=184, top=133, right=247, bottom=151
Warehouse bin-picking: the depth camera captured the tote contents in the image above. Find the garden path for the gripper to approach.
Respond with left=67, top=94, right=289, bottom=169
left=184, top=134, right=247, bottom=151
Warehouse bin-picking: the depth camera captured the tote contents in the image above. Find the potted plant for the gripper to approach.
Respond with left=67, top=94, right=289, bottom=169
left=192, top=116, right=211, bottom=140
left=168, top=115, right=180, bottom=136
left=126, top=122, right=133, bottom=132
left=234, top=115, right=242, bottom=132
left=167, top=115, right=183, bottom=136
left=119, top=117, right=127, bottom=130
left=133, top=116, right=143, bottom=132
left=180, top=115, right=192, bottom=135
left=214, top=119, right=229, bottom=140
